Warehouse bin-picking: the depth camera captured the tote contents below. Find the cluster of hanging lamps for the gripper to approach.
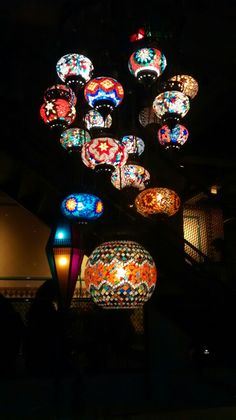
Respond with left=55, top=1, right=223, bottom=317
left=84, top=240, right=157, bottom=308
left=41, top=25, right=200, bottom=312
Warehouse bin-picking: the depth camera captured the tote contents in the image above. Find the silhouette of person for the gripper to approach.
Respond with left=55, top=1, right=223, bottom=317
left=0, top=293, right=25, bottom=377
left=24, top=279, right=60, bottom=377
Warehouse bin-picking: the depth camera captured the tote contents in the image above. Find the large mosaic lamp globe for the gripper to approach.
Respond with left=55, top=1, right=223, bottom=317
left=111, top=164, right=150, bottom=191
left=135, top=187, right=181, bottom=217
left=152, top=90, right=190, bottom=123
left=84, top=77, right=124, bottom=118
left=61, top=193, right=104, bottom=222
left=128, top=47, right=167, bottom=86
left=158, top=124, right=189, bottom=150
left=81, top=136, right=128, bottom=173
left=44, top=84, right=77, bottom=106
left=40, top=99, right=76, bottom=130
left=56, top=53, right=94, bottom=92
left=84, top=240, right=157, bottom=308
left=60, top=128, right=91, bottom=152
left=46, top=220, right=84, bottom=310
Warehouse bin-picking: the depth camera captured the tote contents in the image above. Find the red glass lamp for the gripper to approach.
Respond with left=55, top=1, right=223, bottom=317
left=40, top=99, right=76, bottom=130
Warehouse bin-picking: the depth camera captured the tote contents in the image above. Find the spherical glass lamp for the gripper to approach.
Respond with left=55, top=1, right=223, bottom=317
left=169, top=75, right=199, bottom=99
left=152, top=91, right=190, bottom=123
left=120, top=135, right=145, bottom=157
left=135, top=187, right=181, bottom=217
left=128, top=47, right=167, bottom=86
left=111, top=164, right=150, bottom=191
left=40, top=99, right=76, bottom=130
left=56, top=53, right=94, bottom=91
left=60, top=128, right=91, bottom=152
left=84, top=77, right=124, bottom=118
left=84, top=110, right=112, bottom=131
left=139, top=106, right=161, bottom=127
left=158, top=124, right=189, bottom=149
left=84, top=240, right=157, bottom=308
left=44, top=84, right=77, bottom=106
left=81, top=137, right=128, bottom=173
left=61, top=193, right=104, bottom=222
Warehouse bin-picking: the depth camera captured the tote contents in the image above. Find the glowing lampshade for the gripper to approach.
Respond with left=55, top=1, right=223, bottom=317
left=84, top=77, right=124, bottom=117
left=44, top=84, right=77, bottom=106
left=135, top=187, right=181, bottom=217
left=46, top=220, right=84, bottom=310
left=111, top=164, right=150, bottom=190
left=120, top=135, right=145, bottom=156
left=128, top=47, right=167, bottom=85
left=158, top=124, right=189, bottom=149
left=84, top=110, right=112, bottom=130
left=81, top=137, right=128, bottom=172
left=84, top=240, right=157, bottom=308
left=169, top=75, right=199, bottom=99
left=152, top=91, right=190, bottom=122
left=40, top=99, right=76, bottom=130
left=139, top=106, right=161, bottom=127
left=60, top=128, right=91, bottom=152
left=56, top=53, right=94, bottom=90
left=61, top=193, right=104, bottom=222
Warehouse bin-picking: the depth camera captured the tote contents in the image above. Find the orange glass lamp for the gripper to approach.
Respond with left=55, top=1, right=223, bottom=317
left=46, top=220, right=84, bottom=310
left=135, top=187, right=181, bottom=217
left=84, top=240, right=157, bottom=308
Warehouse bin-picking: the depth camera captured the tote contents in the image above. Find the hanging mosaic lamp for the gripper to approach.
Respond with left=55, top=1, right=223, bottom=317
left=60, top=128, right=91, bottom=152
left=44, top=84, right=77, bottom=106
left=139, top=106, right=161, bottom=127
left=128, top=47, right=167, bottom=86
left=152, top=90, right=190, bottom=123
left=120, top=135, right=145, bottom=158
left=135, top=187, right=181, bottom=217
left=81, top=136, right=128, bottom=173
left=111, top=164, right=150, bottom=191
left=61, top=193, right=104, bottom=222
left=84, top=77, right=124, bottom=118
left=158, top=124, right=189, bottom=149
left=169, top=75, right=199, bottom=99
left=56, top=53, right=94, bottom=92
left=84, top=240, right=157, bottom=308
left=84, top=109, right=112, bottom=131
left=40, top=99, right=76, bottom=130
left=46, top=220, right=84, bottom=310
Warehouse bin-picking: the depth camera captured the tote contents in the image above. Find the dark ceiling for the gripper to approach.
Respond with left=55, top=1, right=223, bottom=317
left=1, top=0, right=236, bottom=232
